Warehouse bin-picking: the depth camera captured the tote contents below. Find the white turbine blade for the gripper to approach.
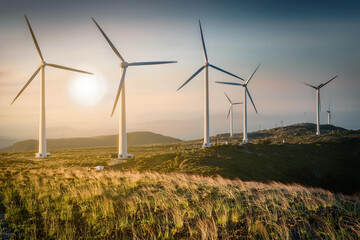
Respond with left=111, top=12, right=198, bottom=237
left=232, top=102, right=243, bottom=105
left=215, top=81, right=243, bottom=86
left=209, top=64, right=244, bottom=81
left=47, top=63, right=93, bottom=75
left=198, top=20, right=208, bottom=62
left=25, top=15, right=43, bottom=61
left=224, top=92, right=232, bottom=103
left=319, top=75, right=338, bottom=88
left=128, top=61, right=177, bottom=66
left=246, top=87, right=258, bottom=114
left=227, top=108, right=231, bottom=119
left=303, top=82, right=317, bottom=89
left=177, top=66, right=204, bottom=91
left=111, top=68, right=127, bottom=117
left=92, top=18, right=125, bottom=62
left=11, top=67, right=41, bottom=104
left=246, top=63, right=261, bottom=85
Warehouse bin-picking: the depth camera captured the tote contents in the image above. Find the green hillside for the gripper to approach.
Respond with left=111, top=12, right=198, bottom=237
left=0, top=131, right=182, bottom=153
left=1, top=123, right=359, bottom=194
left=1, top=123, right=360, bottom=239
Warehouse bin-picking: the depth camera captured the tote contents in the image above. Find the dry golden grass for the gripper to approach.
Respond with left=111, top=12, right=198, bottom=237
left=1, top=167, right=359, bottom=239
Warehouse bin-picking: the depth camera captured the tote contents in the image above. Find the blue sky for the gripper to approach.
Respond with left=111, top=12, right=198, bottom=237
left=0, top=0, right=359, bottom=141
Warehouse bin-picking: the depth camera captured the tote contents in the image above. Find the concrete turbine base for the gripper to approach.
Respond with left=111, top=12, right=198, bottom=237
left=118, top=153, right=133, bottom=159
left=202, top=142, right=211, bottom=148
left=35, top=153, right=51, bottom=158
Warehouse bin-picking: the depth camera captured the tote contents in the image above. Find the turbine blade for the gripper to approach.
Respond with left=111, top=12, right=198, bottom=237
left=47, top=63, right=93, bottom=75
left=246, top=87, right=258, bottom=114
left=303, top=82, right=317, bottom=89
left=227, top=108, right=231, bottom=119
left=111, top=68, right=127, bottom=117
left=177, top=66, right=204, bottom=91
left=246, top=63, right=261, bottom=85
left=92, top=18, right=125, bottom=62
left=25, top=15, right=43, bottom=61
left=198, top=20, right=208, bottom=62
left=128, top=61, right=177, bottom=66
left=319, top=75, right=338, bottom=88
left=209, top=64, right=244, bottom=81
left=224, top=92, right=232, bottom=103
left=232, top=102, right=243, bottom=105
left=215, top=81, right=243, bottom=86
left=11, top=67, right=41, bottom=104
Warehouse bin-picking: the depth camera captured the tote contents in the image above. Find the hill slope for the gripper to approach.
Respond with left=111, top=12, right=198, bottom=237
left=1, top=123, right=359, bottom=194
left=1, top=123, right=360, bottom=238
left=0, top=131, right=181, bottom=153
left=0, top=169, right=359, bottom=239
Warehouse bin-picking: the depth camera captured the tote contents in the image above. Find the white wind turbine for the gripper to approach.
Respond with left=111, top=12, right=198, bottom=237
left=303, top=75, right=337, bottom=135
left=224, top=92, right=242, bottom=138
left=177, top=20, right=244, bottom=147
left=216, top=64, right=261, bottom=143
left=327, top=99, right=331, bottom=125
left=11, top=15, right=92, bottom=158
left=92, top=18, right=177, bottom=159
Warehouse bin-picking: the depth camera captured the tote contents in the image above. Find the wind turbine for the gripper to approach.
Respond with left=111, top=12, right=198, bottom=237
left=216, top=64, right=261, bottom=143
left=303, top=75, right=337, bottom=135
left=11, top=15, right=92, bottom=158
left=177, top=20, right=244, bottom=147
left=327, top=98, right=331, bottom=125
left=224, top=92, right=242, bottom=138
left=92, top=18, right=177, bottom=159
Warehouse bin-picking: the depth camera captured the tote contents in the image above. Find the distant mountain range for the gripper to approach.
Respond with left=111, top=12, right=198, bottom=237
left=0, top=131, right=182, bottom=153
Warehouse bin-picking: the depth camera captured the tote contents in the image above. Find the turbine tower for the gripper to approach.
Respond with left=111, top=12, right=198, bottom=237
left=92, top=18, right=177, bottom=159
left=327, top=99, right=331, bottom=125
left=177, top=20, right=244, bottom=147
left=303, top=75, right=337, bottom=135
left=216, top=64, right=261, bottom=143
left=224, top=92, right=242, bottom=138
left=11, top=15, right=92, bottom=158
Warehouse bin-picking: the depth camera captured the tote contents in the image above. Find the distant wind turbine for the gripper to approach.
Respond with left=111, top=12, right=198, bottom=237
left=11, top=15, right=92, bottom=158
left=224, top=92, right=242, bottom=138
left=216, top=64, right=261, bottom=143
left=177, top=20, right=244, bottom=147
left=92, top=18, right=177, bottom=159
left=327, top=98, right=331, bottom=125
left=303, top=75, right=337, bottom=135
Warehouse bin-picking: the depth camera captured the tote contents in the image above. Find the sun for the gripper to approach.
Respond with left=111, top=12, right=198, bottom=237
left=68, top=74, right=106, bottom=106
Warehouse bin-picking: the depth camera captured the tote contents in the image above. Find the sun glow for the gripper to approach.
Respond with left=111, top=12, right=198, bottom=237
left=68, top=74, right=106, bottom=106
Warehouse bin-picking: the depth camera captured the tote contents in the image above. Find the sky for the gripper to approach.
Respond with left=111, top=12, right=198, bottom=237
left=0, top=0, right=359, bottom=143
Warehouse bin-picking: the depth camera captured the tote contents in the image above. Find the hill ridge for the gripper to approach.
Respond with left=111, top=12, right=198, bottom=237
left=0, top=131, right=182, bottom=153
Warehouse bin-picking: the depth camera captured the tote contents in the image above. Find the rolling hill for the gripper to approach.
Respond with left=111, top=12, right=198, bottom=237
left=1, top=123, right=360, bottom=238
left=0, top=131, right=182, bottom=153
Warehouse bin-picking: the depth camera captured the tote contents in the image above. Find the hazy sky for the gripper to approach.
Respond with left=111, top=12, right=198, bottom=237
left=0, top=0, right=359, bottom=141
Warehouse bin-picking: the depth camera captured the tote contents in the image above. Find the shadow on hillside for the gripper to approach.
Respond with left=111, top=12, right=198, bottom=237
left=197, top=138, right=360, bottom=195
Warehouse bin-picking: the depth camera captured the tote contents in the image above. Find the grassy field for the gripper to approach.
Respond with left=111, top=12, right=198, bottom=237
left=1, top=123, right=360, bottom=239
left=1, top=168, right=359, bottom=239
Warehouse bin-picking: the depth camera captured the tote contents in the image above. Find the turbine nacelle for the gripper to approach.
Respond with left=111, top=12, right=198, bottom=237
left=120, top=62, right=129, bottom=69
left=204, top=62, right=209, bottom=67
left=40, top=61, right=46, bottom=67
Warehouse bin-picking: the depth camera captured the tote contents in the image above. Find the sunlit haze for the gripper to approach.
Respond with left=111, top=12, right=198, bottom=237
left=0, top=0, right=359, bottom=143
left=68, top=74, right=106, bottom=107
